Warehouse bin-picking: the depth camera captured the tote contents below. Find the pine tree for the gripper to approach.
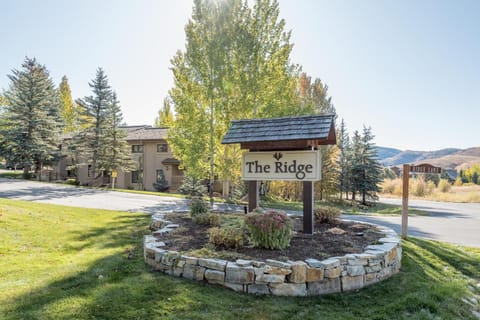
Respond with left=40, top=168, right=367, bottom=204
left=99, top=92, right=135, bottom=174
left=349, top=127, right=383, bottom=204
left=0, top=57, right=63, bottom=178
left=59, top=76, right=80, bottom=133
left=75, top=68, right=112, bottom=183
left=337, top=118, right=351, bottom=200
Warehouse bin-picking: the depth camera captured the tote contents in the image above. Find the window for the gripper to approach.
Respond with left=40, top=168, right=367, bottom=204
left=87, top=165, right=92, bottom=177
left=156, top=169, right=166, bottom=183
left=157, top=143, right=168, bottom=153
left=132, top=170, right=143, bottom=183
left=132, top=145, right=144, bottom=153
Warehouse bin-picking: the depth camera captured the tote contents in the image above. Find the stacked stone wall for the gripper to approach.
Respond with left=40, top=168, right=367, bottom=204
left=144, top=214, right=402, bottom=296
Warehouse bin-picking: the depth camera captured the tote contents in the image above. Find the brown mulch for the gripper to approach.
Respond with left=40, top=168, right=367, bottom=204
left=157, top=213, right=384, bottom=262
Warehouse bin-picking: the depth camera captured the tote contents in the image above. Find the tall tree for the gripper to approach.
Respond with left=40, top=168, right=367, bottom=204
left=0, top=57, right=62, bottom=178
left=350, top=126, right=383, bottom=204
left=337, top=118, right=351, bottom=200
left=59, top=75, right=80, bottom=133
left=99, top=92, right=135, bottom=174
left=154, top=98, right=175, bottom=128
left=75, top=68, right=112, bottom=183
left=168, top=0, right=298, bottom=196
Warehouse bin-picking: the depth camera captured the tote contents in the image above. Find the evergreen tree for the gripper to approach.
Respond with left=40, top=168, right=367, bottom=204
left=75, top=68, right=113, bottom=183
left=350, top=126, right=383, bottom=204
left=59, top=75, right=80, bottom=133
left=0, top=57, right=63, bottom=178
left=154, top=98, right=175, bottom=128
left=99, top=92, right=135, bottom=174
left=337, top=118, right=351, bottom=200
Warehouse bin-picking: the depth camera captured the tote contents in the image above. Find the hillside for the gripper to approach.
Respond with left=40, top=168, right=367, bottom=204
left=377, top=146, right=480, bottom=169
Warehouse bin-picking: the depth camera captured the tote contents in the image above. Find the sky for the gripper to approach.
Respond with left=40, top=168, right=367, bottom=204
left=1, top=0, right=479, bottom=151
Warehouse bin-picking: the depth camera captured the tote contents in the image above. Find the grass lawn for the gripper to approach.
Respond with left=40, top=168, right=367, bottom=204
left=1, top=199, right=479, bottom=319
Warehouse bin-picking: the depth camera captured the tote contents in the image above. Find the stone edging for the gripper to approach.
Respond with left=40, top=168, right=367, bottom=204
left=144, top=213, right=402, bottom=296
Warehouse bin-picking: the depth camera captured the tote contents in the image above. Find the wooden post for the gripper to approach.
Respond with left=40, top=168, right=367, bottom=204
left=402, top=164, right=410, bottom=239
left=303, top=181, right=314, bottom=235
left=248, top=180, right=259, bottom=213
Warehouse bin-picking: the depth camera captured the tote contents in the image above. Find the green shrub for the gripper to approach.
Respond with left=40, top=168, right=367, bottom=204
left=314, top=206, right=341, bottom=223
left=193, top=212, right=221, bottom=226
left=189, top=197, right=209, bottom=217
left=437, top=179, right=452, bottom=193
left=208, top=227, right=246, bottom=249
left=178, top=175, right=208, bottom=196
left=244, top=210, right=292, bottom=250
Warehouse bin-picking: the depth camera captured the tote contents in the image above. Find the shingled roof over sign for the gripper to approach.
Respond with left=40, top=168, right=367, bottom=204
left=222, top=114, right=336, bottom=149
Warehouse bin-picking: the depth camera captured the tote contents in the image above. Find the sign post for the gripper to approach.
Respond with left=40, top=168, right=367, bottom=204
left=402, top=164, right=410, bottom=239
left=402, top=163, right=442, bottom=239
left=111, top=170, right=118, bottom=189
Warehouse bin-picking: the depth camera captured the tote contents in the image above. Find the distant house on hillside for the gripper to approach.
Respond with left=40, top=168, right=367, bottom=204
left=55, top=126, right=184, bottom=192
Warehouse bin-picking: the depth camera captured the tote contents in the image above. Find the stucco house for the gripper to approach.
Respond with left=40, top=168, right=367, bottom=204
left=55, top=125, right=184, bottom=192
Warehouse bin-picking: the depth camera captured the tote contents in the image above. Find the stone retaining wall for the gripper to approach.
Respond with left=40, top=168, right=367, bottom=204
left=144, top=213, right=401, bottom=296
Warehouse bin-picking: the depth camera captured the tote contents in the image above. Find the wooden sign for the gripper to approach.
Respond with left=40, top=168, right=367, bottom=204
left=242, top=150, right=321, bottom=181
left=410, top=164, right=441, bottom=174
left=111, top=170, right=118, bottom=178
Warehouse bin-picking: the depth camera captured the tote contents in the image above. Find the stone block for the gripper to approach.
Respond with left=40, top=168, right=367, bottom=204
left=365, top=264, right=382, bottom=273
left=225, top=263, right=255, bottom=284
left=205, top=269, right=225, bottom=284
left=341, top=275, right=364, bottom=292
left=248, top=284, right=270, bottom=295
left=305, top=258, right=323, bottom=268
left=269, top=283, right=307, bottom=296
left=236, top=259, right=253, bottom=267
left=154, top=249, right=166, bottom=262
left=195, top=266, right=206, bottom=281
left=222, top=282, right=245, bottom=292
left=264, top=265, right=292, bottom=275
left=307, top=278, right=341, bottom=295
left=266, top=259, right=292, bottom=269
left=320, top=258, right=340, bottom=269
left=199, top=258, right=227, bottom=271
left=255, top=273, right=285, bottom=284
left=183, top=256, right=199, bottom=265
left=324, top=267, right=341, bottom=279
left=385, top=247, right=398, bottom=266
left=183, top=264, right=196, bottom=280
left=347, top=257, right=369, bottom=266
left=364, top=272, right=379, bottom=286
left=346, top=265, right=365, bottom=276
left=287, top=261, right=307, bottom=283
left=306, top=266, right=324, bottom=282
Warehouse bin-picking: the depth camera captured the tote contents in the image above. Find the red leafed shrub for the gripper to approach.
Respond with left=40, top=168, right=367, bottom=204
left=244, top=210, right=292, bottom=250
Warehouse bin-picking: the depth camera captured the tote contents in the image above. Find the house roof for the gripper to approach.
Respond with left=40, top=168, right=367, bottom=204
left=221, top=114, right=336, bottom=150
left=121, top=126, right=168, bottom=141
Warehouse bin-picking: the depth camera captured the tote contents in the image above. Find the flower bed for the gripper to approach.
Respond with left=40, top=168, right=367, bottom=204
left=144, top=212, right=402, bottom=296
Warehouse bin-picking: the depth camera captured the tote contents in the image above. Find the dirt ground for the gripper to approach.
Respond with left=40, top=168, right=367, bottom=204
left=157, top=213, right=384, bottom=262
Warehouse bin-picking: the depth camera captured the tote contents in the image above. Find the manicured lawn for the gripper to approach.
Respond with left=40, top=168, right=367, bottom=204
left=1, top=198, right=479, bottom=319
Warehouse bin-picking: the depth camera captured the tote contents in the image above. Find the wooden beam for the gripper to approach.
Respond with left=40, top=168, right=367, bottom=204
left=248, top=180, right=259, bottom=212
left=303, top=181, right=314, bottom=234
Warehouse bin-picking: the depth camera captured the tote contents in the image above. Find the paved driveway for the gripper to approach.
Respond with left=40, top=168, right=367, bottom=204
left=0, top=178, right=479, bottom=247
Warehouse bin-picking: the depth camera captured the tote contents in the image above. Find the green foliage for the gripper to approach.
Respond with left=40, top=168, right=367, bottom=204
left=193, top=212, right=221, bottom=226
left=244, top=210, right=292, bottom=250
left=154, top=98, right=175, bottom=128
left=314, top=206, right=341, bottom=223
left=59, top=75, right=80, bottom=133
left=189, top=197, right=209, bottom=217
left=178, top=175, right=208, bottom=197
left=438, top=179, right=452, bottom=193
left=0, top=57, right=63, bottom=179
left=74, top=69, right=134, bottom=182
left=464, top=163, right=480, bottom=184
left=337, top=118, right=351, bottom=200
left=349, top=126, right=383, bottom=204
left=208, top=226, right=246, bottom=249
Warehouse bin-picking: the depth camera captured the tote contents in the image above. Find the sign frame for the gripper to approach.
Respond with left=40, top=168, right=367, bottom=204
left=241, top=150, right=321, bottom=182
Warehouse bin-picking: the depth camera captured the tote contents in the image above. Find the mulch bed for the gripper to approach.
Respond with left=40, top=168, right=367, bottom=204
left=158, top=213, right=384, bottom=262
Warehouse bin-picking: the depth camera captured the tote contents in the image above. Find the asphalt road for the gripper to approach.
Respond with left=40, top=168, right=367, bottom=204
left=0, top=177, right=479, bottom=247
